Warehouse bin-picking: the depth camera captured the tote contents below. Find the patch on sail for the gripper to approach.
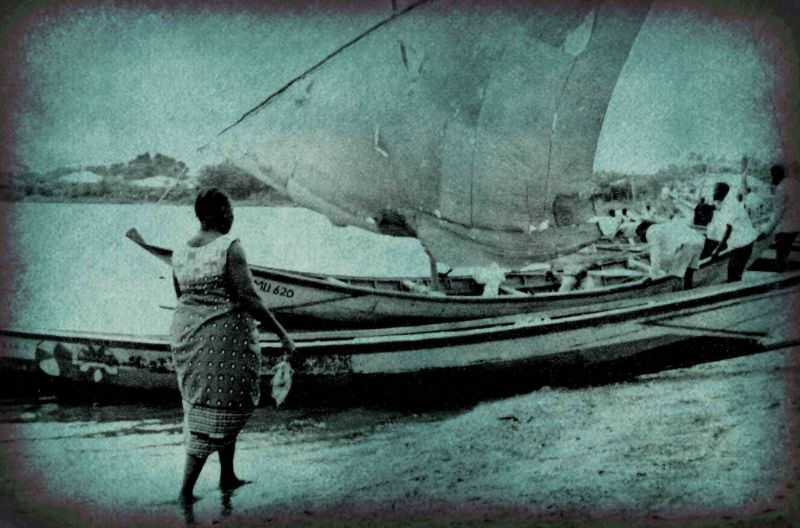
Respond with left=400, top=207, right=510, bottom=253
left=553, top=193, right=597, bottom=227
left=416, top=214, right=599, bottom=269
left=561, top=10, right=596, bottom=57
left=375, top=208, right=417, bottom=237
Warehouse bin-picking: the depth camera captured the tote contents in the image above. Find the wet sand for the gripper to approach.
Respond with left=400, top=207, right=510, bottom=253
left=1, top=347, right=799, bottom=527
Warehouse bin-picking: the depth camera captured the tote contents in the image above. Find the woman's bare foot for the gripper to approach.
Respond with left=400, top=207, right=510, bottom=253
left=177, top=493, right=199, bottom=525
left=178, top=492, right=201, bottom=506
left=219, top=477, right=252, bottom=492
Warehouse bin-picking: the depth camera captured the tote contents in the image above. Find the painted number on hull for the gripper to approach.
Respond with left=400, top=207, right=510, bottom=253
left=255, top=280, right=295, bottom=298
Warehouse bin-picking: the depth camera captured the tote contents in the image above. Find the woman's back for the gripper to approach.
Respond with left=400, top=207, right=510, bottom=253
left=172, top=235, right=235, bottom=307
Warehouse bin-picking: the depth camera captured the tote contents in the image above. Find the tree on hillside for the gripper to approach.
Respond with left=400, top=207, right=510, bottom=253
left=130, top=153, right=152, bottom=165
left=196, top=162, right=275, bottom=200
left=114, top=152, right=189, bottom=181
left=153, top=153, right=189, bottom=179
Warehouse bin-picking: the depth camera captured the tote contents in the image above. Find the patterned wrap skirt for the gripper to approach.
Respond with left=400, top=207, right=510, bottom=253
left=171, top=307, right=262, bottom=458
left=181, top=401, right=251, bottom=457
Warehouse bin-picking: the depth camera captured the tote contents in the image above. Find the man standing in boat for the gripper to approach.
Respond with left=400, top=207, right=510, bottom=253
left=761, top=163, right=800, bottom=271
left=708, top=182, right=759, bottom=281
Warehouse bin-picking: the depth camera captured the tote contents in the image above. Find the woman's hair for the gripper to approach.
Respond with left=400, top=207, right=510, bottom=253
left=712, top=182, right=730, bottom=202
left=195, top=187, right=233, bottom=234
left=635, top=220, right=654, bottom=243
left=771, top=164, right=786, bottom=185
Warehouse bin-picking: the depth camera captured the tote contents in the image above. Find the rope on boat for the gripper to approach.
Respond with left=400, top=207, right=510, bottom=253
left=757, top=338, right=800, bottom=353
left=206, top=0, right=437, bottom=143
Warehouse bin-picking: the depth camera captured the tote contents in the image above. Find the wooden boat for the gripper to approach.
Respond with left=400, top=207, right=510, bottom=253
left=3, top=264, right=797, bottom=405
left=131, top=232, right=755, bottom=330
left=236, top=251, right=733, bottom=330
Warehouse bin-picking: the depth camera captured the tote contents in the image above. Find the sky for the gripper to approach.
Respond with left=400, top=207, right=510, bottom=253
left=596, top=1, right=791, bottom=173
left=1, top=0, right=798, bottom=176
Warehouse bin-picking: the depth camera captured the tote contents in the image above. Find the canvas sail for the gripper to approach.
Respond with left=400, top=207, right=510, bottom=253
left=206, top=0, right=651, bottom=268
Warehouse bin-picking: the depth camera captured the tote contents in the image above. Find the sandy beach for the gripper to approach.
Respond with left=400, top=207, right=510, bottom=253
left=2, top=345, right=798, bottom=528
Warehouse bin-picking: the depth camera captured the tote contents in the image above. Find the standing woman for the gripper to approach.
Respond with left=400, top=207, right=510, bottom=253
left=171, top=188, right=296, bottom=504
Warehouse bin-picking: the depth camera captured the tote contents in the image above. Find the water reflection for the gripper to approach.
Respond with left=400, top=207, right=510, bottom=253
left=176, top=485, right=241, bottom=525
left=220, top=489, right=234, bottom=517
left=179, top=497, right=195, bottom=525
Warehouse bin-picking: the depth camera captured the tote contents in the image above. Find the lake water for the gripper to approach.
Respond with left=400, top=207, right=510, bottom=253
left=2, top=202, right=430, bottom=334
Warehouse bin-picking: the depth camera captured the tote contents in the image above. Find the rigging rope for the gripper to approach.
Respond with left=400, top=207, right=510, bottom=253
left=204, top=0, right=436, bottom=147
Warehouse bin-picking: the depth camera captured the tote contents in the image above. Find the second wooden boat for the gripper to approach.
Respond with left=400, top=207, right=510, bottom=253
left=129, top=229, right=759, bottom=329
left=3, top=264, right=795, bottom=406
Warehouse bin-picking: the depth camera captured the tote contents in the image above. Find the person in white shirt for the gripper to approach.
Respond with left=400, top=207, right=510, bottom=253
left=709, top=182, right=759, bottom=282
left=743, top=191, right=766, bottom=223
left=738, top=156, right=768, bottom=225
left=703, top=187, right=727, bottom=258
left=640, top=203, right=657, bottom=222
left=617, top=208, right=640, bottom=240
left=761, top=164, right=800, bottom=271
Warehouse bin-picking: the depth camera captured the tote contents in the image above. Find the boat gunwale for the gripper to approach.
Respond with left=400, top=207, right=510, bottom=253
left=138, top=241, right=745, bottom=318
left=248, top=251, right=737, bottom=304
left=280, top=270, right=800, bottom=355
left=3, top=269, right=797, bottom=358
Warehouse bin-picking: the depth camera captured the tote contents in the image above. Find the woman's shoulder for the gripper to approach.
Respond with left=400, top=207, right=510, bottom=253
left=215, top=233, right=237, bottom=245
left=174, top=234, right=238, bottom=264
left=189, top=233, right=238, bottom=253
left=210, top=235, right=239, bottom=261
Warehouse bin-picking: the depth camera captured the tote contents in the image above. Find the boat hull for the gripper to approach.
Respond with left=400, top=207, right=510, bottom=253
left=246, top=249, right=739, bottom=329
left=3, top=268, right=797, bottom=405
left=140, top=236, right=771, bottom=329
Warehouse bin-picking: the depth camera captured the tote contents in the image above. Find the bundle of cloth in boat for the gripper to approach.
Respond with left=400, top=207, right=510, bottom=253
left=636, top=217, right=705, bottom=285
left=170, top=234, right=262, bottom=457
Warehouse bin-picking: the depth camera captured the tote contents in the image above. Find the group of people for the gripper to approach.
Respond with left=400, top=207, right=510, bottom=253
left=634, top=163, right=798, bottom=288
left=590, top=204, right=665, bottom=242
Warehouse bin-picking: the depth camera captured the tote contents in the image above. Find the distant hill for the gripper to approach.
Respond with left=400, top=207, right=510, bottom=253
left=1, top=150, right=775, bottom=206
left=592, top=154, right=774, bottom=203
left=0, top=152, right=291, bottom=205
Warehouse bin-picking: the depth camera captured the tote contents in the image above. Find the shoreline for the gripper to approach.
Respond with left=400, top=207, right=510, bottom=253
left=0, top=196, right=296, bottom=207
left=1, top=348, right=796, bottom=527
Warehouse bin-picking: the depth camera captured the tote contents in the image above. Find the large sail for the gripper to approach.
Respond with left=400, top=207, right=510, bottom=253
left=208, top=0, right=651, bottom=268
